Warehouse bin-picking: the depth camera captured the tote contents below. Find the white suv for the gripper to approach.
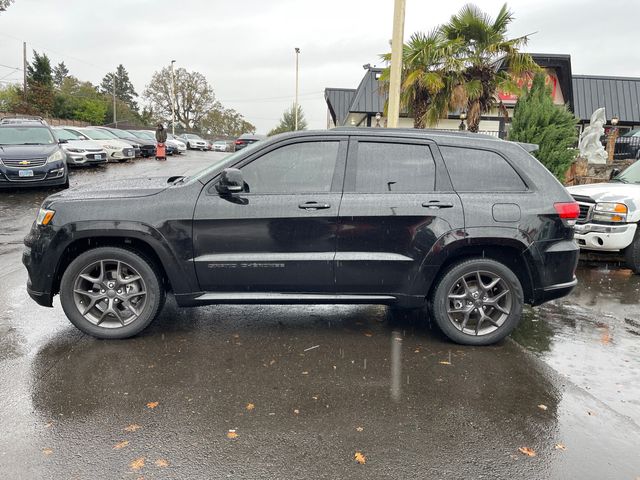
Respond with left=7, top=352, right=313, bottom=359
left=567, top=162, right=640, bottom=272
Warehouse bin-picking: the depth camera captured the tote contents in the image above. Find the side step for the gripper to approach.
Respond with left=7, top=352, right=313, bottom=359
left=194, top=292, right=397, bottom=303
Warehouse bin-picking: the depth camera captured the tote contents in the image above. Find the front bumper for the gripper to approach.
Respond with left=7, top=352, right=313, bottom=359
left=67, top=152, right=108, bottom=166
left=0, top=161, right=67, bottom=188
left=109, top=148, right=136, bottom=161
left=574, top=222, right=637, bottom=252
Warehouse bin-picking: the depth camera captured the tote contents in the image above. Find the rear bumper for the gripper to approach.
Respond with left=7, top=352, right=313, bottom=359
left=530, top=239, right=580, bottom=306
left=533, top=277, right=577, bottom=305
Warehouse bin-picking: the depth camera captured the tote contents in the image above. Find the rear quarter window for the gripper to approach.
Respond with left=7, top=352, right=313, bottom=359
left=440, top=146, right=527, bottom=192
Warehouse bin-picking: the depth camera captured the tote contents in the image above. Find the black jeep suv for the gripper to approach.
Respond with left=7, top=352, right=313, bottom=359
left=23, top=128, right=579, bottom=344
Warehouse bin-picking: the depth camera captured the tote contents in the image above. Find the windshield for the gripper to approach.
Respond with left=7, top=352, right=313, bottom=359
left=613, top=162, right=640, bottom=184
left=185, top=134, right=202, bottom=140
left=622, top=129, right=640, bottom=137
left=138, top=131, right=156, bottom=140
left=54, top=128, right=83, bottom=141
left=105, top=129, right=131, bottom=139
left=0, top=126, right=56, bottom=145
left=81, top=128, right=117, bottom=140
left=189, top=139, right=265, bottom=183
left=127, top=130, right=149, bottom=140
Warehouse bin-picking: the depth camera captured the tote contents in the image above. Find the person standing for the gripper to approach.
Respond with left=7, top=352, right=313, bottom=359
left=155, top=123, right=167, bottom=160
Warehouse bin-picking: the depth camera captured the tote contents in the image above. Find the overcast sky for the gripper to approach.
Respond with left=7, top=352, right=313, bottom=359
left=1, top=0, right=639, bottom=133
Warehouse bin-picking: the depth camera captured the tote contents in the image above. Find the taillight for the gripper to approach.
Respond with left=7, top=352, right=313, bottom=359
left=235, top=140, right=242, bottom=145
left=554, top=202, right=580, bottom=226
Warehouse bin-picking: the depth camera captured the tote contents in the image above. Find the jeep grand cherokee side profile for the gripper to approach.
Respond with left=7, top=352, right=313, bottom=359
left=23, top=128, right=580, bottom=345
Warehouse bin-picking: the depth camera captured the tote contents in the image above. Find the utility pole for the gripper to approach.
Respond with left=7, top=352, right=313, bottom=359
left=294, top=47, right=300, bottom=131
left=171, top=60, right=176, bottom=135
left=387, top=0, right=406, bottom=128
left=22, top=41, right=27, bottom=94
left=112, top=74, right=117, bottom=127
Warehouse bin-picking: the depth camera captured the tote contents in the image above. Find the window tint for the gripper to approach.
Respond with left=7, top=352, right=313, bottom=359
left=241, top=141, right=339, bottom=193
left=353, top=142, right=435, bottom=193
left=440, top=146, right=527, bottom=192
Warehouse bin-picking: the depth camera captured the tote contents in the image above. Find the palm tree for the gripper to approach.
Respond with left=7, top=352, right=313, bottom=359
left=439, top=3, right=539, bottom=132
left=380, top=30, right=463, bottom=128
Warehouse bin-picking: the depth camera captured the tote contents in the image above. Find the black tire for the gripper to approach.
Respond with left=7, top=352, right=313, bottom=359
left=61, top=175, right=70, bottom=189
left=59, top=247, right=165, bottom=339
left=118, top=158, right=129, bottom=163
left=624, top=228, right=640, bottom=273
left=429, top=258, right=524, bottom=346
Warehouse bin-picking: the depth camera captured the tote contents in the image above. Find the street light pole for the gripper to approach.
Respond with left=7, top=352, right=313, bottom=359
left=112, top=74, right=117, bottom=128
left=294, top=47, right=300, bottom=131
left=170, top=60, right=176, bottom=135
left=387, top=0, right=406, bottom=128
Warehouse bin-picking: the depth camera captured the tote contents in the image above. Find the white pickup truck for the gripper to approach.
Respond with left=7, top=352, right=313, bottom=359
left=567, top=161, right=640, bottom=272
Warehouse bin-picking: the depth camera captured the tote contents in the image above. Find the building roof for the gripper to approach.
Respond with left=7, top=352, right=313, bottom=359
left=324, top=88, right=356, bottom=126
left=348, top=68, right=387, bottom=114
left=572, top=75, right=640, bottom=124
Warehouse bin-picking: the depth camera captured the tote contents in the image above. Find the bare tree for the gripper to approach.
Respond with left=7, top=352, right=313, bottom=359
left=143, top=67, right=215, bottom=129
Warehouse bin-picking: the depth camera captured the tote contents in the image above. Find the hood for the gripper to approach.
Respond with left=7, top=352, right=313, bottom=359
left=62, top=140, right=104, bottom=151
left=567, top=182, right=640, bottom=203
left=45, top=176, right=171, bottom=204
left=0, top=144, right=59, bottom=159
left=93, top=139, right=134, bottom=149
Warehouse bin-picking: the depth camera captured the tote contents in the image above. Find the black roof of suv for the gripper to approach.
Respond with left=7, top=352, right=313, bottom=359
left=23, top=127, right=579, bottom=344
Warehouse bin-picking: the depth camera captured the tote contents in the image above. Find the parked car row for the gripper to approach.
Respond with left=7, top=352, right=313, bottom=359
left=0, top=116, right=204, bottom=190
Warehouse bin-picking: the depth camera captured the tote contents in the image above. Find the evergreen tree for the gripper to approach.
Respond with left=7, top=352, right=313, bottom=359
left=100, top=64, right=138, bottom=112
left=26, top=50, right=54, bottom=114
left=508, top=73, right=578, bottom=179
left=268, top=104, right=307, bottom=136
left=53, top=62, right=70, bottom=88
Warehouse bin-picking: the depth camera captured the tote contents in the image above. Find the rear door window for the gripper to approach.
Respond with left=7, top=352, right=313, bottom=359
left=350, top=141, right=436, bottom=193
left=440, top=146, right=527, bottom=192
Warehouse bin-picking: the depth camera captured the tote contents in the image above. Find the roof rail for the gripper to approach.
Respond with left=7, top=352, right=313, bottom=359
left=0, top=115, right=48, bottom=126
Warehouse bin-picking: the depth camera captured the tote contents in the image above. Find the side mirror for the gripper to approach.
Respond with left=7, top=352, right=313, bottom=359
left=58, top=139, right=68, bottom=144
left=610, top=168, right=621, bottom=180
left=216, top=168, right=245, bottom=194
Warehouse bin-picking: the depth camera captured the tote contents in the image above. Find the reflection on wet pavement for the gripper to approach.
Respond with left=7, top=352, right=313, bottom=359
left=514, top=265, right=640, bottom=425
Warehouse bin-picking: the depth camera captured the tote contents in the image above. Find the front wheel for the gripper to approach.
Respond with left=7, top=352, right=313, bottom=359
left=60, top=247, right=165, bottom=339
left=429, top=258, right=523, bottom=346
left=624, top=229, right=640, bottom=273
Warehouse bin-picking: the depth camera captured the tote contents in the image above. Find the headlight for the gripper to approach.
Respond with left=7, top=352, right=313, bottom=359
left=593, top=202, right=628, bottom=223
left=36, top=208, right=55, bottom=226
left=47, top=150, right=64, bottom=163
left=67, top=148, right=85, bottom=153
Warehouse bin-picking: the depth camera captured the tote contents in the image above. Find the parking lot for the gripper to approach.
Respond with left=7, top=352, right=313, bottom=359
left=0, top=151, right=639, bottom=479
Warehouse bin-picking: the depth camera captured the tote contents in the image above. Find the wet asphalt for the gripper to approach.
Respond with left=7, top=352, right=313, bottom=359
left=0, top=152, right=638, bottom=479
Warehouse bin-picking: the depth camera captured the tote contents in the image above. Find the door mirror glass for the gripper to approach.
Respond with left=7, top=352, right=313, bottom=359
left=610, top=168, right=621, bottom=180
left=58, top=138, right=68, bottom=144
left=216, top=168, right=245, bottom=194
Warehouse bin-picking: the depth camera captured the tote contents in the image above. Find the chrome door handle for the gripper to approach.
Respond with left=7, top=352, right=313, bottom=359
left=422, top=200, right=454, bottom=209
left=299, top=201, right=331, bottom=210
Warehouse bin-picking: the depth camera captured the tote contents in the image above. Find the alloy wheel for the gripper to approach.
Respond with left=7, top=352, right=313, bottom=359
left=446, top=270, right=512, bottom=336
left=72, top=259, right=147, bottom=328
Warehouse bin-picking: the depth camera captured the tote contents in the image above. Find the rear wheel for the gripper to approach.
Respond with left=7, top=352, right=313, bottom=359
left=429, top=258, right=523, bottom=346
left=60, top=247, right=165, bottom=339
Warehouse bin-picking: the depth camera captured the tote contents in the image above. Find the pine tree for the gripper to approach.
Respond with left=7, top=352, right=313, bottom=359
left=508, top=73, right=578, bottom=179
left=26, top=50, right=54, bottom=114
left=100, top=64, right=139, bottom=112
left=268, top=104, right=307, bottom=136
left=53, top=62, right=70, bottom=88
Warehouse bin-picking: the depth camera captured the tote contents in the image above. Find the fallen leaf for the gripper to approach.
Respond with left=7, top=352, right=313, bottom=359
left=154, top=458, right=169, bottom=468
left=146, top=402, right=159, bottom=409
left=113, top=440, right=129, bottom=450
left=438, top=361, right=452, bottom=365
left=587, top=411, right=596, bottom=416
left=124, top=424, right=142, bottom=432
left=600, top=331, right=611, bottom=345
left=356, top=426, right=364, bottom=432
left=42, top=448, right=53, bottom=456
left=312, top=396, right=318, bottom=400
left=246, top=403, right=255, bottom=411
left=44, top=422, right=53, bottom=428
left=555, top=443, right=566, bottom=451
left=363, top=331, right=373, bottom=337
left=414, top=349, right=420, bottom=353
left=226, top=429, right=238, bottom=439
left=293, top=409, right=300, bottom=415
left=354, top=451, right=366, bottom=464
left=518, top=447, right=536, bottom=457
left=130, top=457, right=145, bottom=471
left=537, top=404, right=548, bottom=411
left=301, top=371, right=309, bottom=375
